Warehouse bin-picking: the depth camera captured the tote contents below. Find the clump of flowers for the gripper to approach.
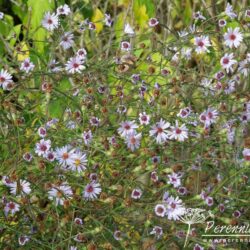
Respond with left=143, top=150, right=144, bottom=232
left=0, top=1, right=249, bottom=249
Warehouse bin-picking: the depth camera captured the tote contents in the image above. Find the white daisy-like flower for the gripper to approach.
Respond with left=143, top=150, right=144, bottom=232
left=218, top=19, right=227, bottom=27
left=148, top=18, right=159, bottom=27
left=46, top=151, right=55, bottom=162
left=74, top=217, right=83, bottom=225
left=65, top=56, right=85, bottom=74
left=113, top=230, right=122, bottom=241
left=205, top=196, right=214, bottom=206
left=48, top=59, right=62, bottom=72
left=35, top=139, right=51, bottom=156
left=165, top=196, right=186, bottom=220
left=121, top=41, right=131, bottom=51
left=42, top=12, right=59, bottom=31
left=194, top=36, right=211, bottom=54
left=177, top=107, right=191, bottom=118
left=68, top=152, right=87, bottom=173
left=104, top=13, right=112, bottom=27
left=82, top=130, right=93, bottom=145
left=55, top=145, right=74, bottom=167
left=245, top=9, right=250, bottom=18
left=199, top=108, right=219, bottom=127
left=0, top=12, right=4, bottom=20
left=131, top=188, right=142, bottom=199
left=167, top=172, right=182, bottom=188
left=118, top=120, right=138, bottom=137
left=60, top=32, right=74, bottom=50
left=89, top=116, right=100, bottom=127
left=4, top=201, right=20, bottom=216
left=167, top=121, right=188, bottom=142
left=154, top=204, right=166, bottom=217
left=220, top=53, right=237, bottom=73
left=18, top=235, right=30, bottom=246
left=238, top=59, right=249, bottom=77
left=83, top=182, right=102, bottom=200
left=38, top=127, right=47, bottom=137
left=20, top=58, right=35, bottom=73
left=193, top=11, right=206, bottom=20
left=224, top=27, right=243, bottom=48
left=22, top=152, right=33, bottom=162
left=139, top=112, right=150, bottom=125
left=9, top=179, right=31, bottom=196
left=124, top=23, right=135, bottom=36
left=225, top=3, right=237, bottom=19
left=243, top=148, right=250, bottom=161
left=76, top=48, right=87, bottom=60
left=57, top=4, right=71, bottom=16
left=0, top=69, right=13, bottom=89
left=125, top=132, right=142, bottom=151
left=48, top=182, right=73, bottom=206
left=193, top=244, right=204, bottom=250
left=149, top=119, right=170, bottom=144
left=150, top=226, right=163, bottom=239
left=2, top=176, right=14, bottom=186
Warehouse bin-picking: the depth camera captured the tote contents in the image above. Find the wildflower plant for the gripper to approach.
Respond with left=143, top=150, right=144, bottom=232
left=0, top=0, right=250, bottom=249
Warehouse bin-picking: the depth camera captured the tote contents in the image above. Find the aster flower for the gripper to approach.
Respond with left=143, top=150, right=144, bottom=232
left=124, top=132, right=142, bottom=151
left=168, top=121, right=188, bottom=142
left=194, top=36, right=211, bottom=54
left=165, top=196, right=186, bottom=220
left=121, top=41, right=131, bottom=51
left=46, top=151, right=55, bottom=162
left=224, top=27, right=243, bottom=48
left=0, top=69, right=13, bottom=90
left=38, top=127, right=47, bottom=137
left=225, top=3, right=237, bottom=19
left=118, top=120, right=138, bottom=137
left=68, top=152, right=87, bottom=173
left=4, top=201, right=20, bottom=216
left=243, top=148, right=250, bottom=161
left=193, top=244, right=204, bottom=250
left=131, top=188, right=142, bottom=199
left=48, top=59, right=62, bottom=72
left=20, top=58, right=35, bottom=73
left=89, top=116, right=100, bottom=127
left=113, top=230, right=122, bottom=240
left=60, top=32, right=74, bottom=50
left=154, top=204, right=166, bottom=217
left=23, top=152, right=33, bottom=162
left=18, top=235, right=30, bottom=246
left=55, top=145, right=74, bottom=167
left=48, top=182, right=73, bottom=206
left=139, top=112, right=150, bottom=125
left=149, top=119, right=170, bottom=144
left=104, top=13, right=112, bottom=27
left=82, top=130, right=93, bottom=145
left=76, top=48, right=87, bottom=60
left=42, top=12, right=59, bottom=31
left=2, top=176, right=14, bottom=186
left=148, top=18, right=159, bottom=27
left=35, top=139, right=51, bottom=156
left=9, top=179, right=31, bottom=196
left=218, top=19, right=227, bottom=27
left=150, top=226, right=163, bottom=239
left=57, top=4, right=71, bottom=16
left=167, top=172, right=182, bottom=188
left=65, top=56, right=85, bottom=74
left=193, top=11, right=206, bottom=20
left=74, top=217, right=83, bottom=225
left=238, top=59, right=249, bottom=77
left=177, top=107, right=191, bottom=118
left=199, top=108, right=219, bottom=127
left=83, top=182, right=102, bottom=200
left=220, top=53, right=237, bottom=73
